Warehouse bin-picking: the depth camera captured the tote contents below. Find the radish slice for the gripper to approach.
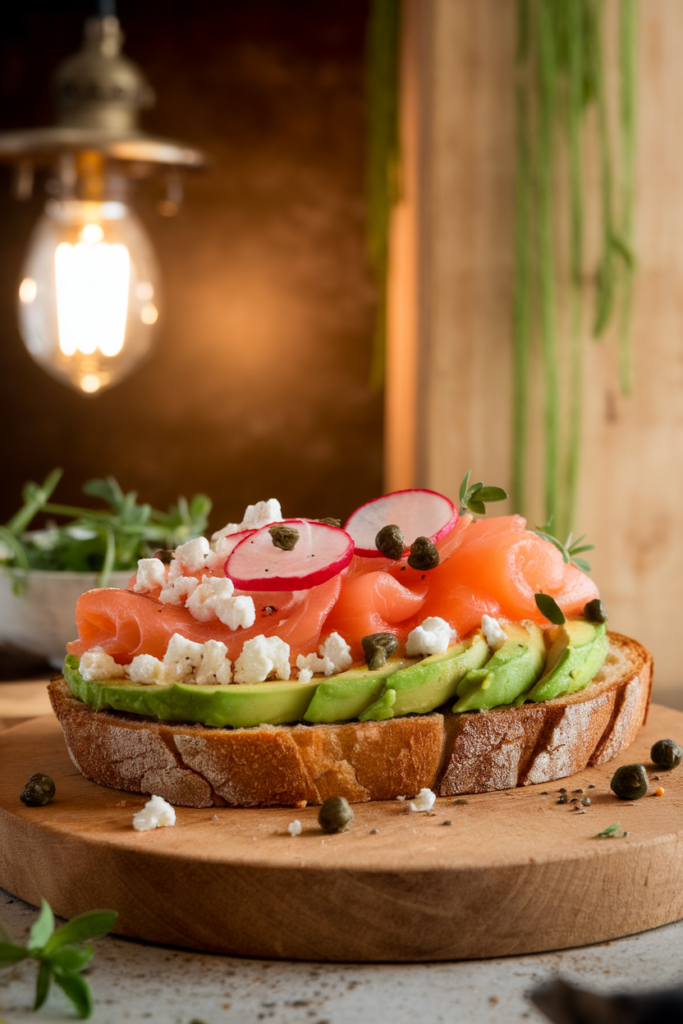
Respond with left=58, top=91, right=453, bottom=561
left=226, top=519, right=354, bottom=591
left=344, top=489, right=458, bottom=558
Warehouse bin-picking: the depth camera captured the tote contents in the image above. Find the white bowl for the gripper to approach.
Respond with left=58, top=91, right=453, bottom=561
left=0, top=569, right=132, bottom=670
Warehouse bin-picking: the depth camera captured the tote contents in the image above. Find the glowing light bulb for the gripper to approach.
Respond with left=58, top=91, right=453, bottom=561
left=17, top=199, right=161, bottom=394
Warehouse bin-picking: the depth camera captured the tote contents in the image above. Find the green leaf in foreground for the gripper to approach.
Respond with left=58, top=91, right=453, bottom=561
left=28, top=898, right=55, bottom=950
left=594, top=822, right=627, bottom=839
left=534, top=592, right=566, bottom=626
left=0, top=900, right=117, bottom=1019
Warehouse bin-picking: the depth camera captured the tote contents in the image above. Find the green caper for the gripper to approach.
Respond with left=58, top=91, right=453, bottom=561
left=361, top=632, right=398, bottom=670
left=584, top=598, right=608, bottom=623
left=20, top=773, right=55, bottom=807
left=407, top=536, right=439, bottom=571
left=375, top=524, right=405, bottom=560
left=317, top=517, right=342, bottom=528
left=651, top=739, right=683, bottom=771
left=318, top=796, right=354, bottom=834
left=610, top=763, right=648, bottom=800
left=269, top=525, right=300, bottom=551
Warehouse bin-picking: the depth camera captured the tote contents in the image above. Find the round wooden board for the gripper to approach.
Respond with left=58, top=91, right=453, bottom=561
left=2, top=707, right=683, bottom=962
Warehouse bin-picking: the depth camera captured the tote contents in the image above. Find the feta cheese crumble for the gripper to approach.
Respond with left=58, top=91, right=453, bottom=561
left=288, top=820, right=302, bottom=836
left=173, top=536, right=211, bottom=573
left=125, top=633, right=233, bottom=686
left=298, top=667, right=314, bottom=684
left=296, top=632, right=353, bottom=678
left=186, top=576, right=255, bottom=630
left=133, top=558, right=167, bottom=594
left=234, top=635, right=291, bottom=684
left=78, top=649, right=127, bottom=681
left=408, top=788, right=436, bottom=813
left=132, top=795, right=176, bottom=832
left=159, top=575, right=199, bottom=606
left=481, top=614, right=508, bottom=652
left=405, top=617, right=453, bottom=656
left=211, top=499, right=283, bottom=542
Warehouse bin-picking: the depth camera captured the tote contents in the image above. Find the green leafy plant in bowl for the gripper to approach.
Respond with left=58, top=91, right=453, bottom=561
left=0, top=469, right=211, bottom=668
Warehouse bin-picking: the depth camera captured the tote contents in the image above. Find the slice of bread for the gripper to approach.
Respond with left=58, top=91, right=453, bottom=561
left=48, top=632, right=652, bottom=808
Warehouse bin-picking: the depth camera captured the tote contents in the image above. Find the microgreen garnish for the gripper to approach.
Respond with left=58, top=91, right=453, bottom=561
left=1, top=470, right=211, bottom=591
left=594, top=823, right=627, bottom=839
left=0, top=898, right=117, bottom=1019
left=534, top=592, right=566, bottom=626
left=458, top=471, right=508, bottom=516
left=532, top=517, right=595, bottom=573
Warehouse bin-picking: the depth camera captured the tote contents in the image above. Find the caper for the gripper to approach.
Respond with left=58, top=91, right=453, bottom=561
left=651, top=739, right=683, bottom=771
left=407, top=536, right=439, bottom=571
left=269, top=525, right=300, bottom=551
left=584, top=598, right=608, bottom=624
left=20, top=773, right=55, bottom=807
left=152, top=549, right=175, bottom=564
left=375, top=524, right=405, bottom=560
left=610, top=763, right=648, bottom=800
left=317, top=517, right=342, bottom=528
left=361, top=632, right=398, bottom=670
left=318, top=796, right=354, bottom=834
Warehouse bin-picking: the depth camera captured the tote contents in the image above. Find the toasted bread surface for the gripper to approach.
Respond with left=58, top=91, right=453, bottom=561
left=49, top=632, right=652, bottom=807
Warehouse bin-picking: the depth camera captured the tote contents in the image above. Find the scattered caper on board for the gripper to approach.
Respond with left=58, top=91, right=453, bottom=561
left=269, top=525, right=300, bottom=551
left=610, top=763, right=648, bottom=800
left=583, top=598, right=608, bottom=623
left=361, top=632, right=398, bottom=670
left=651, top=739, right=683, bottom=771
left=407, top=536, right=439, bottom=571
left=20, top=773, right=55, bottom=807
left=375, top=524, right=405, bottom=560
left=318, top=796, right=354, bottom=834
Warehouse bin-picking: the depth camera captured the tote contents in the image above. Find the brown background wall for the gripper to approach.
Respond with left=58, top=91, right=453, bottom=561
left=0, top=0, right=380, bottom=531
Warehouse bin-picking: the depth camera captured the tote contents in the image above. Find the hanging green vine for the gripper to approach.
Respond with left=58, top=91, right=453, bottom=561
left=366, top=0, right=401, bottom=391
left=512, top=0, right=638, bottom=535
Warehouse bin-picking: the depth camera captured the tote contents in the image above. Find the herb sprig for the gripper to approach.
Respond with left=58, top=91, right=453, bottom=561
left=594, top=822, right=628, bottom=839
left=532, top=516, right=594, bottom=573
left=1, top=470, right=211, bottom=590
left=458, top=471, right=508, bottom=517
left=0, top=899, right=117, bottom=1019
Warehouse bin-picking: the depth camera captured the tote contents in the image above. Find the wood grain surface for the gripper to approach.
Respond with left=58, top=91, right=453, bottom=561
left=387, top=0, right=683, bottom=687
left=1, top=707, right=683, bottom=961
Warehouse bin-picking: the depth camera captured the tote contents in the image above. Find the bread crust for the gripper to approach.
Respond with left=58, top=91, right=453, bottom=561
left=49, top=632, right=653, bottom=808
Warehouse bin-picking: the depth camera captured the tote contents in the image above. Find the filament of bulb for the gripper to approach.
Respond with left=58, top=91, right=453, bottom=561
left=55, top=240, right=130, bottom=357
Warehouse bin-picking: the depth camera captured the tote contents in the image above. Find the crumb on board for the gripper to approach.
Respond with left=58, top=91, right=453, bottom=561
left=288, top=819, right=302, bottom=836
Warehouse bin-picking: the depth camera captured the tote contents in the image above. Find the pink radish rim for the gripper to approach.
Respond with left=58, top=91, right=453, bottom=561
left=344, top=488, right=459, bottom=558
left=225, top=518, right=354, bottom=591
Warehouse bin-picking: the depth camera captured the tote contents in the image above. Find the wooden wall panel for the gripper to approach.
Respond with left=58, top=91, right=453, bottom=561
left=388, top=0, right=683, bottom=687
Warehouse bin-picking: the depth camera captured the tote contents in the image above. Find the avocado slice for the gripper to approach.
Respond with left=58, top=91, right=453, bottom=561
left=453, top=622, right=546, bottom=712
left=526, top=619, right=608, bottom=703
left=63, top=654, right=320, bottom=729
left=359, top=633, right=490, bottom=722
left=303, top=657, right=417, bottom=724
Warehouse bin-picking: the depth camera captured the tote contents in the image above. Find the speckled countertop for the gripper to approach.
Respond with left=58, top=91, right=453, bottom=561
left=1, top=888, right=682, bottom=1024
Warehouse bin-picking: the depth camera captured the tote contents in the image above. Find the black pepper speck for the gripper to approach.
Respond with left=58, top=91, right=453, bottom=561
left=557, top=795, right=568, bottom=805
left=442, top=820, right=452, bottom=826
left=582, top=797, right=591, bottom=806
left=369, top=829, right=379, bottom=835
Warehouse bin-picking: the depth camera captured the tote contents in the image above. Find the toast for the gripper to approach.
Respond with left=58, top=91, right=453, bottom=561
left=49, top=632, right=652, bottom=808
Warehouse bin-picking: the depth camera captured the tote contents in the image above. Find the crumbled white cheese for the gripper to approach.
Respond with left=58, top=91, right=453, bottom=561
left=78, top=649, right=127, bottom=681
left=128, top=654, right=168, bottom=685
left=173, top=536, right=211, bottom=573
left=194, top=639, right=232, bottom=686
left=288, top=819, right=302, bottom=836
left=296, top=632, right=353, bottom=678
left=163, top=633, right=205, bottom=681
left=211, top=499, right=283, bottom=542
left=159, top=575, right=199, bottom=606
left=132, top=795, right=176, bottom=832
left=186, top=576, right=255, bottom=630
left=133, top=558, right=167, bottom=594
left=405, top=617, right=453, bottom=656
left=408, top=788, right=436, bottom=813
left=234, top=635, right=291, bottom=684
left=481, top=614, right=508, bottom=652
left=298, top=667, right=314, bottom=685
